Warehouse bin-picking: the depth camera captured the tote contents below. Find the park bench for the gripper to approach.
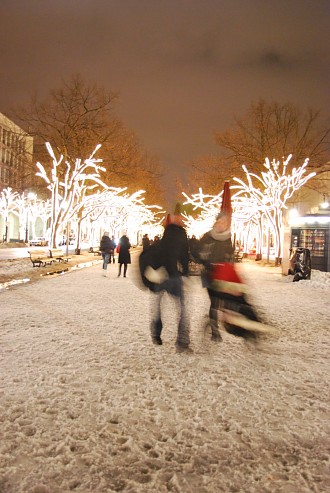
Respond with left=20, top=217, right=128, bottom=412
left=28, top=250, right=53, bottom=268
left=49, top=248, right=71, bottom=263
left=234, top=251, right=244, bottom=263
left=89, top=246, right=101, bottom=256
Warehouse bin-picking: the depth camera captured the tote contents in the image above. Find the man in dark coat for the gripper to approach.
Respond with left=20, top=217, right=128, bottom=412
left=99, top=231, right=113, bottom=277
left=146, top=214, right=191, bottom=352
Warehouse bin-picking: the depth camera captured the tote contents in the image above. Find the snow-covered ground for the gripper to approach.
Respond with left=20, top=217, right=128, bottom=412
left=0, top=257, right=329, bottom=493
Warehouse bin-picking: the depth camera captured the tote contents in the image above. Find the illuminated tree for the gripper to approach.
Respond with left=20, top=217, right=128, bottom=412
left=0, top=188, right=19, bottom=242
left=84, top=190, right=164, bottom=245
left=182, top=188, right=226, bottom=237
left=188, top=100, right=329, bottom=194
left=232, top=155, right=316, bottom=263
left=0, top=184, right=164, bottom=248
left=12, top=193, right=28, bottom=241
left=13, top=75, right=165, bottom=205
left=183, top=156, right=316, bottom=264
left=36, top=143, right=109, bottom=248
left=28, top=198, right=51, bottom=240
left=70, top=188, right=126, bottom=251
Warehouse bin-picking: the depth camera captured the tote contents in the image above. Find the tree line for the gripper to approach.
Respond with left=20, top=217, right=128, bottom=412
left=7, top=75, right=330, bottom=206
left=185, top=100, right=330, bottom=197
left=11, top=75, right=164, bottom=206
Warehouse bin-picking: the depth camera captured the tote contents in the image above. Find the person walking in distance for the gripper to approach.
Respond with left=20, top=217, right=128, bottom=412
left=99, top=231, right=113, bottom=277
left=142, top=233, right=150, bottom=251
left=109, top=235, right=116, bottom=264
left=117, top=233, right=131, bottom=277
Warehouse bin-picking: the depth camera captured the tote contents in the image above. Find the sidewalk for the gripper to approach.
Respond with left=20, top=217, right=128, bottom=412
left=0, top=247, right=141, bottom=288
left=0, top=259, right=329, bottom=492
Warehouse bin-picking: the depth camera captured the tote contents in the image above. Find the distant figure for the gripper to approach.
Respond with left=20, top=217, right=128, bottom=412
left=139, top=214, right=191, bottom=353
left=142, top=234, right=150, bottom=251
left=117, top=234, right=131, bottom=277
left=109, top=235, right=116, bottom=263
left=153, top=235, right=160, bottom=243
left=99, top=231, right=113, bottom=277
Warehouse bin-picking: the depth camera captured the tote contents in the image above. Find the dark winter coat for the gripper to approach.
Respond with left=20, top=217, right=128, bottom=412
left=100, top=235, right=113, bottom=254
left=118, top=235, right=131, bottom=264
left=138, top=223, right=189, bottom=292
left=195, top=228, right=234, bottom=289
left=158, top=223, right=189, bottom=277
left=196, top=229, right=234, bottom=266
left=142, top=235, right=150, bottom=251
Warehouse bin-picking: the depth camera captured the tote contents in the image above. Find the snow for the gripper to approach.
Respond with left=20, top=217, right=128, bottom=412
left=0, top=254, right=329, bottom=493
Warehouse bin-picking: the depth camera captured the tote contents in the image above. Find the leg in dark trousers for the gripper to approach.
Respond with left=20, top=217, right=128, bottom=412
left=150, top=290, right=164, bottom=345
left=207, top=288, right=222, bottom=340
left=123, top=264, right=127, bottom=277
left=150, top=278, right=190, bottom=349
left=118, top=264, right=122, bottom=277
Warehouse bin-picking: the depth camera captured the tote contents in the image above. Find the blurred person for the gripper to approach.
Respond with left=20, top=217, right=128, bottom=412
left=117, top=234, right=131, bottom=277
left=99, top=231, right=113, bottom=277
left=195, top=212, right=264, bottom=341
left=139, top=213, right=191, bottom=353
left=194, top=212, right=234, bottom=340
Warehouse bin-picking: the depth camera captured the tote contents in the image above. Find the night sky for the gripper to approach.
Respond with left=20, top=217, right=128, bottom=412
left=0, top=0, right=329, bottom=203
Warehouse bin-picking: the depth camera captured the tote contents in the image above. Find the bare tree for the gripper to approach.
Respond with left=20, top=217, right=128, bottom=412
left=188, top=100, right=330, bottom=194
left=12, top=75, right=165, bottom=205
left=215, top=100, right=330, bottom=177
left=100, top=127, right=164, bottom=204
left=185, top=154, right=231, bottom=196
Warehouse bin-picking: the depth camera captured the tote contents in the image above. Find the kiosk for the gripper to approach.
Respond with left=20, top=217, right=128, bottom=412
left=290, top=214, right=330, bottom=272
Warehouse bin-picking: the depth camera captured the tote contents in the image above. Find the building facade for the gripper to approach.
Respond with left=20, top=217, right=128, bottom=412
left=0, top=112, right=33, bottom=191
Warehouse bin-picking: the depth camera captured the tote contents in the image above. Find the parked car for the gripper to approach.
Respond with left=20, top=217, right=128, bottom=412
left=29, top=237, right=49, bottom=247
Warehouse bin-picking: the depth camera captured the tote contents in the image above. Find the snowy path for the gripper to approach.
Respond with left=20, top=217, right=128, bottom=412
left=0, top=259, right=329, bottom=493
